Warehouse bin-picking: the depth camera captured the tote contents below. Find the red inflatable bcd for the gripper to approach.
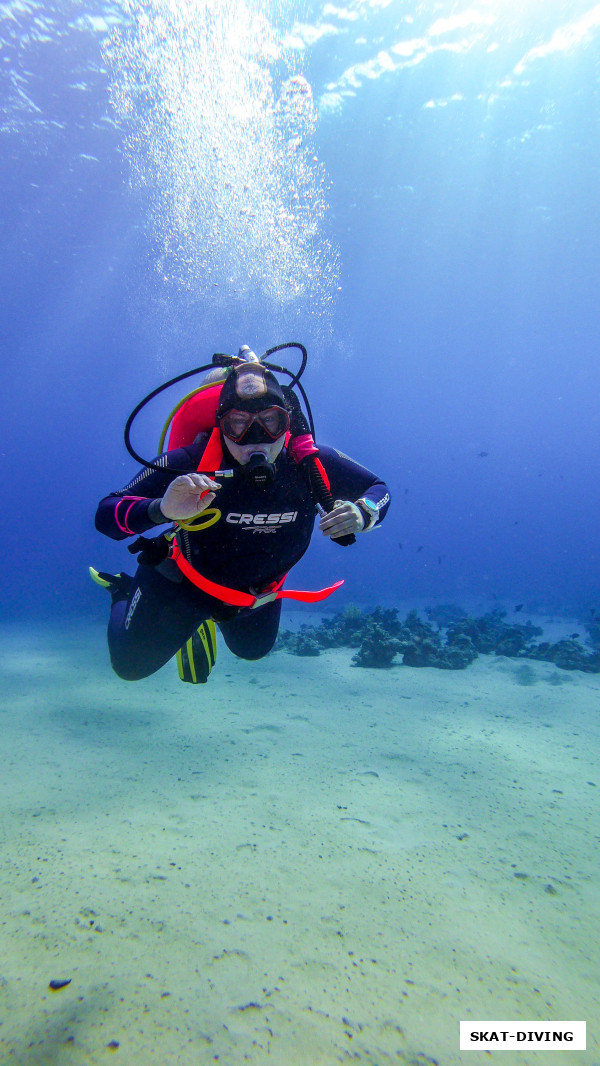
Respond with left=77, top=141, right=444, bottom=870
left=166, top=383, right=224, bottom=451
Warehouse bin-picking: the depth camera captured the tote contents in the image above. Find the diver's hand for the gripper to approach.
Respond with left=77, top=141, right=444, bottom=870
left=318, top=500, right=364, bottom=540
left=160, top=474, right=221, bottom=521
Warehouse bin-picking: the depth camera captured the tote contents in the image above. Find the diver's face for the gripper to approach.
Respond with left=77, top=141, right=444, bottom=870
left=225, top=434, right=286, bottom=466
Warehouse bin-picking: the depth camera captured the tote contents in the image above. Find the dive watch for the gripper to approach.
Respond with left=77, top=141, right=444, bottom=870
left=356, top=497, right=379, bottom=531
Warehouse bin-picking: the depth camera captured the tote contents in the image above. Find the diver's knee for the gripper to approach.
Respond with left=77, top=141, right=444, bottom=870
left=110, top=655, right=154, bottom=681
left=235, top=645, right=274, bottom=661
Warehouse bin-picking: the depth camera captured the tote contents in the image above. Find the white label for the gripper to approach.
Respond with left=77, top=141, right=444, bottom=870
left=460, top=1021, right=586, bottom=1051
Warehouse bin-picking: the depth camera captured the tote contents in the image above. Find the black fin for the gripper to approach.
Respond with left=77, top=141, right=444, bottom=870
left=176, top=620, right=217, bottom=684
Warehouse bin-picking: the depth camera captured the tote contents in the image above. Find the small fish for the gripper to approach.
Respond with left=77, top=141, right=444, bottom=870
left=438, top=555, right=442, bottom=565
left=416, top=546, right=423, bottom=553
left=570, top=633, right=580, bottom=639
left=514, top=604, right=523, bottom=612
left=478, top=451, right=489, bottom=457
left=398, top=542, right=403, bottom=550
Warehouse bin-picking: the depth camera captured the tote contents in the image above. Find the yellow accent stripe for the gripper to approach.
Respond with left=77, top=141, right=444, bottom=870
left=176, top=648, right=185, bottom=681
left=186, top=636, right=197, bottom=683
left=207, top=619, right=217, bottom=665
left=197, top=623, right=211, bottom=669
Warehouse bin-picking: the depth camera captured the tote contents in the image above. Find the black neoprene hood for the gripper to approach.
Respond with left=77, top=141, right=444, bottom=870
left=217, top=364, right=286, bottom=416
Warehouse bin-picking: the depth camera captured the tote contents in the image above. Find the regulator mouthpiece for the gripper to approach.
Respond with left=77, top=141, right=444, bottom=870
left=242, top=452, right=275, bottom=487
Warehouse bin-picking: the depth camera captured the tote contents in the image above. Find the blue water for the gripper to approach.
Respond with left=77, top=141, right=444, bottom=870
left=2, top=6, right=600, bottom=1062
left=2, top=0, right=599, bottom=620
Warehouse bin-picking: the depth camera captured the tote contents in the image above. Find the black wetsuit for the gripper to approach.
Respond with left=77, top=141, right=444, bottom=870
left=96, top=435, right=390, bottom=680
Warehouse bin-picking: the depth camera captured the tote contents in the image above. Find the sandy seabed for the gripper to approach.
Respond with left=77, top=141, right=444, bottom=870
left=0, top=616, right=598, bottom=1066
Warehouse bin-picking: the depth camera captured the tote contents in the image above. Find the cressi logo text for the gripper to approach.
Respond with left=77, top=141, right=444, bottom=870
left=226, top=511, right=298, bottom=528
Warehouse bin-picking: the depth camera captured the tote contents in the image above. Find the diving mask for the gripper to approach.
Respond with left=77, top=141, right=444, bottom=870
left=220, top=406, right=290, bottom=444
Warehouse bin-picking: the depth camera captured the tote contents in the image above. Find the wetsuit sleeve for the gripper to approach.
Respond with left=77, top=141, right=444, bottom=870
left=316, top=445, right=391, bottom=528
left=95, top=444, right=200, bottom=541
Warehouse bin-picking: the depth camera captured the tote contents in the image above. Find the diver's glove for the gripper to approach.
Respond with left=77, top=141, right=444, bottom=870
left=160, top=473, right=221, bottom=522
left=318, top=500, right=365, bottom=539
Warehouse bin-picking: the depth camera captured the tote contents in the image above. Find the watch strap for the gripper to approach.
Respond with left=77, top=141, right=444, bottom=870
left=356, top=498, right=378, bottom=531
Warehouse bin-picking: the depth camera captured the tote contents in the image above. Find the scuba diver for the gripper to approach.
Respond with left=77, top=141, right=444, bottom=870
left=93, top=343, right=391, bottom=683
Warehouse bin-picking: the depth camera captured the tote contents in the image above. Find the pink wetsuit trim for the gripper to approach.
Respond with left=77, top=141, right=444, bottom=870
left=115, top=496, right=146, bottom=535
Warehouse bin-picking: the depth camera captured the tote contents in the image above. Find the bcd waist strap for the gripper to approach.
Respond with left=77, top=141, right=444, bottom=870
left=170, top=543, right=343, bottom=609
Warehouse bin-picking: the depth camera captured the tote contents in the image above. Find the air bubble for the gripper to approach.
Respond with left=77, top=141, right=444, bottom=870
left=104, top=0, right=340, bottom=316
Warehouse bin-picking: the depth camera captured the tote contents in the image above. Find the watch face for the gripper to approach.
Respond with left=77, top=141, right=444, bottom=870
left=359, top=499, right=378, bottom=528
